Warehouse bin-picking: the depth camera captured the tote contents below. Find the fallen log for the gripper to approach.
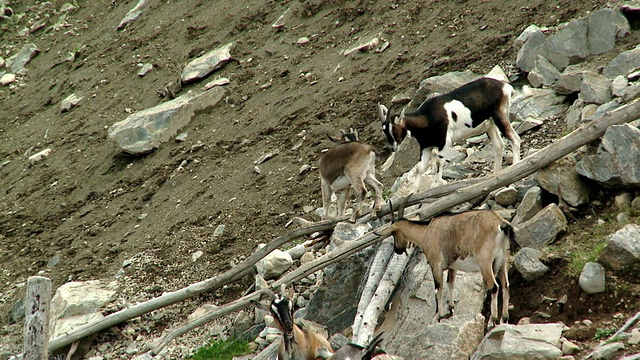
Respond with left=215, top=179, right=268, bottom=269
left=42, top=98, right=640, bottom=354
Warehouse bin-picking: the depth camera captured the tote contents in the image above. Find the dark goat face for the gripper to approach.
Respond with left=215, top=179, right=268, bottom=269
left=271, top=297, right=295, bottom=333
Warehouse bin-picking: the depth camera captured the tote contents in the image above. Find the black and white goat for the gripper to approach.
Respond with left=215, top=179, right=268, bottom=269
left=378, top=77, right=521, bottom=183
left=253, top=285, right=334, bottom=360
left=319, top=131, right=384, bottom=222
left=375, top=194, right=512, bottom=328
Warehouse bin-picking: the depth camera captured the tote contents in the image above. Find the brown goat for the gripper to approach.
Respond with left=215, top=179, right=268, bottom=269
left=254, top=285, right=334, bottom=360
left=319, top=134, right=383, bottom=222
left=375, top=194, right=512, bottom=328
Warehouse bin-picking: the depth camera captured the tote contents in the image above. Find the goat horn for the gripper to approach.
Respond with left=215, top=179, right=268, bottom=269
left=387, top=199, right=395, bottom=223
left=398, top=193, right=413, bottom=219
left=280, top=283, right=287, bottom=299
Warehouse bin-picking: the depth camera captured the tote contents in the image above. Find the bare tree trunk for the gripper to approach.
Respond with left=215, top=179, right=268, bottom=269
left=35, top=98, right=640, bottom=355
left=351, top=237, right=395, bottom=339
left=23, top=276, right=51, bottom=360
left=354, top=248, right=415, bottom=346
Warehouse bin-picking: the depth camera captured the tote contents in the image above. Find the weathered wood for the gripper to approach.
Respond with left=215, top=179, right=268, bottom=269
left=23, top=276, right=51, bottom=360
left=41, top=98, right=640, bottom=354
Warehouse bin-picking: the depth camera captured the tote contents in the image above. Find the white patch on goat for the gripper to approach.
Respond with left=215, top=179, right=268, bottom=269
left=330, top=174, right=352, bottom=192
left=443, top=100, right=486, bottom=144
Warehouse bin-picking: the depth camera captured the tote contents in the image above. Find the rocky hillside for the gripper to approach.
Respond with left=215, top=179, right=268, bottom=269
left=1, top=0, right=639, bottom=358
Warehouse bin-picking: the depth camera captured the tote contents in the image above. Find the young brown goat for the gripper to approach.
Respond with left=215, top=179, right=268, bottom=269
left=319, top=133, right=384, bottom=222
left=376, top=194, right=512, bottom=328
left=254, top=285, right=334, bottom=360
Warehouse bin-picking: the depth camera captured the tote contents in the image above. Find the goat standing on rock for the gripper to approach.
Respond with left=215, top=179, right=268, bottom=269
left=378, top=77, right=521, bottom=184
left=319, top=130, right=384, bottom=222
left=375, top=194, right=512, bottom=329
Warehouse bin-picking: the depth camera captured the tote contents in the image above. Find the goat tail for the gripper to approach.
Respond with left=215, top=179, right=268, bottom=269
left=500, top=222, right=515, bottom=251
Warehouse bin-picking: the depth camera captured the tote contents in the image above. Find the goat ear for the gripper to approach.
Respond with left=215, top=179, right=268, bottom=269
left=378, top=103, right=389, bottom=123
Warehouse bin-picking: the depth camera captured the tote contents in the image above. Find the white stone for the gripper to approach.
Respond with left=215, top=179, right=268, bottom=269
left=1, top=73, right=16, bottom=86
left=256, top=249, right=293, bottom=280
left=628, top=328, right=640, bottom=345
left=578, top=262, right=605, bottom=294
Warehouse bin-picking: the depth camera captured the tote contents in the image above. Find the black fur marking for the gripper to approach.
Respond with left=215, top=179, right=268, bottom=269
left=451, top=112, right=458, bottom=122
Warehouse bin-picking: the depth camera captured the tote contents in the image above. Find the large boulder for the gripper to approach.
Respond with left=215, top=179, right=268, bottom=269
left=598, top=224, right=640, bottom=270
left=575, top=124, right=640, bottom=188
left=514, top=248, right=549, bottom=281
left=471, top=323, right=564, bottom=360
left=255, top=249, right=293, bottom=280
left=512, top=186, right=542, bottom=226
left=586, top=8, right=630, bottom=55
left=516, top=29, right=546, bottom=73
left=381, top=252, right=486, bottom=360
left=539, top=19, right=589, bottom=71
left=514, top=204, right=567, bottom=249
left=107, top=88, right=226, bottom=154
left=579, top=262, right=606, bottom=294
left=535, top=155, right=591, bottom=207
left=603, top=45, right=640, bottom=79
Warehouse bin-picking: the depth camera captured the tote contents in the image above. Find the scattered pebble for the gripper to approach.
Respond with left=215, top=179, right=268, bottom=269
left=138, top=63, right=154, bottom=77
left=297, top=36, right=310, bottom=45
left=1, top=73, right=16, bottom=86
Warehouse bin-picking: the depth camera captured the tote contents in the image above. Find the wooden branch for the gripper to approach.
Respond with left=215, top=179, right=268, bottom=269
left=23, top=276, right=51, bottom=360
left=37, top=98, right=640, bottom=355
left=147, top=289, right=271, bottom=355
left=252, top=338, right=280, bottom=360
left=603, top=311, right=640, bottom=345
left=47, top=220, right=338, bottom=352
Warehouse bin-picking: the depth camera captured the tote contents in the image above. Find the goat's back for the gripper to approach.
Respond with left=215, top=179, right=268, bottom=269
left=319, top=142, right=375, bottom=182
left=426, top=210, right=510, bottom=255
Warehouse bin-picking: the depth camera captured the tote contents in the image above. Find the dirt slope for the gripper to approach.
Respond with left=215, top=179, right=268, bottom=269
left=0, top=0, right=635, bottom=356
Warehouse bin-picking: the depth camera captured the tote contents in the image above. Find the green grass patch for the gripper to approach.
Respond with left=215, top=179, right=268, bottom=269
left=189, top=339, right=251, bottom=360
left=566, top=241, right=608, bottom=278
left=593, top=327, right=616, bottom=341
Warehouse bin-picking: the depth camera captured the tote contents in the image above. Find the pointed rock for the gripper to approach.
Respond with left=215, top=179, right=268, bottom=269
left=181, top=42, right=235, bottom=84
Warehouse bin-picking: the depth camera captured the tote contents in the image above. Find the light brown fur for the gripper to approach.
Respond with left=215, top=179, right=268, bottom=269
left=319, top=141, right=383, bottom=222
left=381, top=209, right=511, bottom=328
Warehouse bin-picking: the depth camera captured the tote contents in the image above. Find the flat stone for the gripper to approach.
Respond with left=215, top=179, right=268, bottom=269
left=181, top=42, right=235, bottom=84
left=7, top=43, right=39, bottom=72
left=515, top=203, right=567, bottom=249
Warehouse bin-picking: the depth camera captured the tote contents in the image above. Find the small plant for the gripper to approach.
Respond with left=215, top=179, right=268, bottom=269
left=593, top=327, right=616, bottom=341
left=567, top=241, right=607, bottom=277
left=189, top=338, right=251, bottom=360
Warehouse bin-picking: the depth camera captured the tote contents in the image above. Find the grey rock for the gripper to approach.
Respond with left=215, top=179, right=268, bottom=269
left=561, top=339, right=581, bottom=355
left=598, top=224, right=640, bottom=270
left=510, top=87, right=567, bottom=123
left=585, top=99, right=623, bottom=121
left=495, top=208, right=516, bottom=222
left=514, top=117, right=543, bottom=134
left=61, top=93, right=83, bottom=113
left=535, top=155, right=590, bottom=207
left=137, top=63, right=153, bottom=77
left=615, top=192, right=633, bottom=211
left=10, top=297, right=25, bottom=324
left=611, top=75, right=629, bottom=97
left=255, top=249, right=293, bottom=280
left=411, top=71, right=479, bottom=108
left=516, top=29, right=546, bottom=73
left=528, top=56, right=561, bottom=88
left=1, top=73, right=16, bottom=86
left=108, top=88, right=226, bottom=154
left=565, top=100, right=583, bottom=132
left=306, top=222, right=374, bottom=334
left=540, top=19, right=589, bottom=71
left=495, top=186, right=518, bottom=207
left=117, top=0, right=147, bottom=30
left=514, top=203, right=567, bottom=249
left=616, top=212, right=630, bottom=225
left=514, top=25, right=542, bottom=48
left=579, top=72, right=612, bottom=105
left=591, top=342, right=624, bottom=360
left=329, top=333, right=350, bottom=351
left=50, top=280, right=117, bottom=342
left=619, top=82, right=640, bottom=103
left=514, top=248, right=549, bottom=281
left=632, top=195, right=640, bottom=210
left=575, top=124, right=640, bottom=188
left=181, top=42, right=235, bottom=84
left=381, top=251, right=486, bottom=360
left=553, top=67, right=584, bottom=95
left=232, top=310, right=256, bottom=340
left=471, top=323, right=564, bottom=360
left=587, top=9, right=630, bottom=55
left=7, top=43, right=39, bottom=73
left=578, top=262, right=606, bottom=294
left=512, top=186, right=542, bottom=226
left=603, top=45, right=640, bottom=79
